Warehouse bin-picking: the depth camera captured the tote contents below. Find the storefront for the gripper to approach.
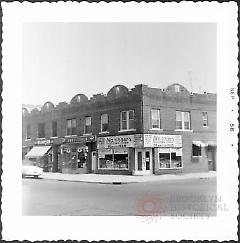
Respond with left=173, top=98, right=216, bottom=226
left=59, top=135, right=96, bottom=174
left=143, top=134, right=183, bottom=175
left=96, top=134, right=143, bottom=175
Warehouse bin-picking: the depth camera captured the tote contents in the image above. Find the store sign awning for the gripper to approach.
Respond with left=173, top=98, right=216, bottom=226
left=26, top=146, right=52, bottom=157
left=192, top=141, right=208, bottom=147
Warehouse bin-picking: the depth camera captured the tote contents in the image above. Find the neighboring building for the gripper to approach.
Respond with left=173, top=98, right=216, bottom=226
left=22, top=83, right=217, bottom=175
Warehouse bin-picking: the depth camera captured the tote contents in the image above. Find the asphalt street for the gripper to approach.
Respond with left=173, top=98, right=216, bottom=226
left=22, top=177, right=217, bottom=216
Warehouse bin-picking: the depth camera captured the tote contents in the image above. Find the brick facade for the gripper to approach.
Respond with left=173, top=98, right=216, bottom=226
left=22, top=83, right=217, bottom=175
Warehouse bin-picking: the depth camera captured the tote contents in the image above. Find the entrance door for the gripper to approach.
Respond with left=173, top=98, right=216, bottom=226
left=91, top=151, right=97, bottom=172
left=134, top=149, right=152, bottom=175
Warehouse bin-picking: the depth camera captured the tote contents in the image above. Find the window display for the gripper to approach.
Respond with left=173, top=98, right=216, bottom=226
left=98, top=148, right=129, bottom=169
left=159, top=149, right=182, bottom=169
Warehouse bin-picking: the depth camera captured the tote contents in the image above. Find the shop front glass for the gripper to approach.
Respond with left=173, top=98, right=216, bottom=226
left=159, top=148, right=182, bottom=169
left=98, top=148, right=129, bottom=169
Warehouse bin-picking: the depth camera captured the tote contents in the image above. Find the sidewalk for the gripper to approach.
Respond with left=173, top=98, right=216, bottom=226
left=41, top=171, right=217, bottom=184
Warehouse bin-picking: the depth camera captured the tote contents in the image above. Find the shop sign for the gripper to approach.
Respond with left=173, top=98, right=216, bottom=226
left=97, top=135, right=135, bottom=149
left=144, top=134, right=182, bottom=148
left=63, top=135, right=96, bottom=144
left=113, top=148, right=128, bottom=154
left=35, top=139, right=52, bottom=145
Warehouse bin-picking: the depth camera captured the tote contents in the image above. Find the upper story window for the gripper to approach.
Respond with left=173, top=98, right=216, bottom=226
left=38, top=123, right=45, bottom=138
left=84, top=116, right=92, bottom=134
left=101, top=114, right=108, bottom=132
left=120, top=110, right=134, bottom=131
left=26, top=125, right=31, bottom=139
left=151, top=109, right=161, bottom=129
left=52, top=121, right=57, bottom=137
left=67, top=118, right=76, bottom=136
left=176, top=111, right=190, bottom=130
left=202, top=112, right=208, bottom=127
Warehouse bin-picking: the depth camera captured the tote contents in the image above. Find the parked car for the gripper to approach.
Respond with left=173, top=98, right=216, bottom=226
left=22, top=159, right=43, bottom=178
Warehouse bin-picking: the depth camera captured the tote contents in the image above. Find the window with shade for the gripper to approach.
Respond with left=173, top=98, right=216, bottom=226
left=38, top=123, right=45, bottom=138
left=84, top=116, right=92, bottom=134
left=176, top=111, right=191, bottom=130
left=101, top=114, right=108, bottom=132
left=151, top=109, right=161, bottom=129
left=52, top=121, right=57, bottom=137
left=26, top=125, right=31, bottom=139
left=120, top=110, right=134, bottom=131
left=66, top=119, right=76, bottom=136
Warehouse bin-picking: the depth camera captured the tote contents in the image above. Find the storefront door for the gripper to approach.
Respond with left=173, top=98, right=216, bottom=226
left=134, top=149, right=152, bottom=175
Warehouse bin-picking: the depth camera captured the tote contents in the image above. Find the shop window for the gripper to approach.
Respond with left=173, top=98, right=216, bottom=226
left=176, top=111, right=190, bottom=130
left=52, top=121, right=57, bottom=137
left=151, top=109, right=161, bottom=129
left=159, top=150, right=182, bottom=169
left=202, top=112, right=208, bottom=127
left=26, top=125, right=31, bottom=139
left=67, top=119, right=76, bottom=136
left=98, top=148, right=129, bottom=169
left=84, top=116, right=92, bottom=134
left=120, top=110, right=134, bottom=131
left=101, top=114, right=108, bottom=132
left=38, top=123, right=45, bottom=138
left=192, top=144, right=201, bottom=157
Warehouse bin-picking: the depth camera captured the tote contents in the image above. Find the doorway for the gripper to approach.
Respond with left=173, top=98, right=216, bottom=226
left=134, top=149, right=153, bottom=175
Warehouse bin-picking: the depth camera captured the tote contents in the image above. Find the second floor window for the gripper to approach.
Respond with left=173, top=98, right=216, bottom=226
left=121, top=110, right=134, bottom=131
left=67, top=119, right=76, bottom=136
left=101, top=114, right=108, bottom=132
left=52, top=121, right=57, bottom=137
left=151, top=109, right=161, bottom=129
left=38, top=123, right=45, bottom=138
left=202, top=112, right=208, bottom=127
left=176, top=111, right=190, bottom=130
left=84, top=116, right=92, bottom=134
left=26, top=125, right=31, bottom=139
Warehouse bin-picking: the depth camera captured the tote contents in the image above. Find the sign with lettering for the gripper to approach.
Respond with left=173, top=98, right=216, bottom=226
left=63, top=135, right=96, bottom=144
left=35, top=139, right=51, bottom=145
left=97, top=135, right=135, bottom=149
left=144, top=134, right=182, bottom=148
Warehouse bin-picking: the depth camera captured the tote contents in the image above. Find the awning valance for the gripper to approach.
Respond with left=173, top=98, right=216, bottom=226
left=26, top=146, right=52, bottom=158
left=192, top=141, right=208, bottom=147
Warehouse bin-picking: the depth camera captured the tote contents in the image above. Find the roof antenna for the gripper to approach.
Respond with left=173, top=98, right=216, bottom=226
left=188, top=71, right=193, bottom=93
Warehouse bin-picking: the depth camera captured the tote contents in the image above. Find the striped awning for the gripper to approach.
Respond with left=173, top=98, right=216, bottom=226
left=25, top=146, right=51, bottom=158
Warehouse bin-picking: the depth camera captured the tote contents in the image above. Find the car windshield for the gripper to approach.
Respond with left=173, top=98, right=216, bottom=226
left=22, top=160, right=35, bottom=166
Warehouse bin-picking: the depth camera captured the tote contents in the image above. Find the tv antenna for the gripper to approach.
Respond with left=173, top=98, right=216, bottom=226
left=188, top=71, right=193, bottom=93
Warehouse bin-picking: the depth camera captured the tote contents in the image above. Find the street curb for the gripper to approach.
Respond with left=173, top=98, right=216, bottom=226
left=40, top=175, right=216, bottom=184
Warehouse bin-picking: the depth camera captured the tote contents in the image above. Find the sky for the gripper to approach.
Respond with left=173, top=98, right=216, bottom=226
left=22, top=22, right=216, bottom=106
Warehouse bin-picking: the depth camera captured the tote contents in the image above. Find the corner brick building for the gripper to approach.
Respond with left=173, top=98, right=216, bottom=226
left=22, top=83, right=217, bottom=175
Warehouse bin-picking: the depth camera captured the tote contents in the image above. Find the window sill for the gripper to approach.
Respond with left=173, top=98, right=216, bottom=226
left=50, top=136, right=58, bottom=139
left=118, top=129, right=136, bottom=133
left=98, top=168, right=129, bottom=170
left=99, top=131, right=109, bottom=135
left=159, top=167, right=183, bottom=170
left=65, top=135, right=77, bottom=138
left=36, top=137, right=46, bottom=140
left=192, top=156, right=202, bottom=158
left=175, top=129, right=193, bottom=132
left=25, top=139, right=31, bottom=141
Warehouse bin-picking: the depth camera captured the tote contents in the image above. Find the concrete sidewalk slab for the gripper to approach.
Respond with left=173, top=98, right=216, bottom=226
left=41, top=171, right=217, bottom=184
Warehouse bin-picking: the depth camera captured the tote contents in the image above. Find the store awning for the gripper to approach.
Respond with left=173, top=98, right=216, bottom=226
left=207, top=141, right=217, bottom=146
left=192, top=141, right=208, bottom=147
left=25, top=146, right=51, bottom=158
